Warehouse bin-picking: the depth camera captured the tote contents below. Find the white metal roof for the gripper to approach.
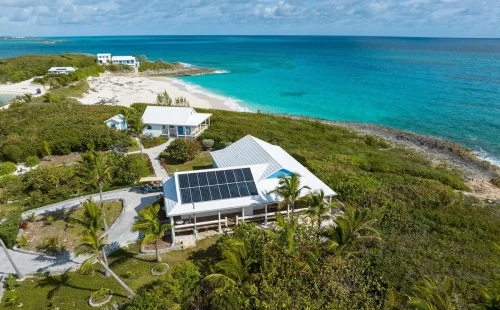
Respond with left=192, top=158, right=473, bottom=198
left=48, top=67, right=76, bottom=71
left=211, top=135, right=282, bottom=180
left=142, top=106, right=212, bottom=126
left=163, top=135, right=337, bottom=217
left=97, top=53, right=111, bottom=56
left=105, top=114, right=125, bottom=124
left=111, top=56, right=135, bottom=61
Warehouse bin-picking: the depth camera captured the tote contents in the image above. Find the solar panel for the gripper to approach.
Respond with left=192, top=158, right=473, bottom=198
left=198, top=172, right=209, bottom=186
left=228, top=183, right=240, bottom=198
left=225, top=170, right=236, bottom=183
left=180, top=188, right=192, bottom=203
left=242, top=168, right=253, bottom=181
left=200, top=186, right=212, bottom=201
left=215, top=171, right=226, bottom=184
left=190, top=187, right=202, bottom=202
left=178, top=168, right=259, bottom=204
left=188, top=174, right=199, bottom=187
left=237, top=182, right=250, bottom=196
left=179, top=174, right=190, bottom=189
left=207, top=171, right=217, bottom=185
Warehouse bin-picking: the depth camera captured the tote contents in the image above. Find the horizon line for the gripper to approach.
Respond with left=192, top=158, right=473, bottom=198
left=2, top=34, right=500, bottom=40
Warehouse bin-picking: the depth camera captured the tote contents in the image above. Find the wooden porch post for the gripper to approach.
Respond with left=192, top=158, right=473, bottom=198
left=264, top=204, right=268, bottom=226
left=218, top=211, right=222, bottom=233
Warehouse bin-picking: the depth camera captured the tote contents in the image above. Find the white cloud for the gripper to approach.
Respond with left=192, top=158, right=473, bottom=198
left=0, top=0, right=498, bottom=37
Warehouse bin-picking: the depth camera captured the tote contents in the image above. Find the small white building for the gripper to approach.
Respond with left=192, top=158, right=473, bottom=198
left=97, top=53, right=111, bottom=64
left=111, top=56, right=137, bottom=67
left=142, top=106, right=211, bottom=139
left=163, top=135, right=337, bottom=244
left=105, top=114, right=127, bottom=130
left=48, top=67, right=77, bottom=75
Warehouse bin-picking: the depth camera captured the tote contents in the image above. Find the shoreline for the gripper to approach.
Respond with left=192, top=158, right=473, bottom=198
left=79, top=72, right=249, bottom=112
left=0, top=74, right=499, bottom=195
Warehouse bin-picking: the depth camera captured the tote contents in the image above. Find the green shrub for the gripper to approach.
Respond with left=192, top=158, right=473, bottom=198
left=161, top=139, right=191, bottom=164
left=91, top=288, right=112, bottom=303
left=46, top=216, right=54, bottom=225
left=0, top=162, right=17, bottom=176
left=17, top=234, right=27, bottom=247
left=0, top=210, right=21, bottom=248
left=201, top=139, right=214, bottom=150
left=3, top=274, right=19, bottom=291
left=25, top=155, right=40, bottom=167
left=1, top=145, right=23, bottom=163
left=142, top=135, right=168, bottom=149
left=186, top=140, right=202, bottom=159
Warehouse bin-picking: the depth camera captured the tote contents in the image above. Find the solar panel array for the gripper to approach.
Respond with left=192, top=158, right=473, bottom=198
left=178, top=168, right=259, bottom=204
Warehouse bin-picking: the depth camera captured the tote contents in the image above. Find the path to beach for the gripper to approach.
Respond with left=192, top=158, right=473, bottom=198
left=0, top=189, right=161, bottom=276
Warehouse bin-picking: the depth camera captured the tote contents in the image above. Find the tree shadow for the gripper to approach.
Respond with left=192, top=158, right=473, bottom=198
left=35, top=270, right=127, bottom=300
left=187, top=243, right=221, bottom=273
left=193, top=164, right=213, bottom=171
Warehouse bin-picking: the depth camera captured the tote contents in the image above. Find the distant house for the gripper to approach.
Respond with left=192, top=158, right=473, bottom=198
left=142, top=106, right=211, bottom=139
left=162, top=135, right=337, bottom=244
left=48, top=67, right=77, bottom=75
left=111, top=56, right=137, bottom=67
left=105, top=114, right=127, bottom=130
left=97, top=53, right=111, bottom=64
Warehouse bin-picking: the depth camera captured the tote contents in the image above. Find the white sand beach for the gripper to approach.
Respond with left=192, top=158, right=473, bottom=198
left=80, top=73, right=248, bottom=111
left=0, top=77, right=46, bottom=96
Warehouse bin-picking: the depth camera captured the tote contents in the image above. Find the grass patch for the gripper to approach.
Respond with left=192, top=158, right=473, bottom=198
left=165, top=151, right=213, bottom=173
left=142, top=136, right=168, bottom=149
left=20, top=201, right=123, bottom=252
left=0, top=237, right=219, bottom=310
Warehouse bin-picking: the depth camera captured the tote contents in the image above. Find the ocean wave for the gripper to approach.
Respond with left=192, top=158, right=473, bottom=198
left=178, top=62, right=195, bottom=68
left=171, top=78, right=251, bottom=112
left=474, top=148, right=500, bottom=167
left=212, top=70, right=229, bottom=74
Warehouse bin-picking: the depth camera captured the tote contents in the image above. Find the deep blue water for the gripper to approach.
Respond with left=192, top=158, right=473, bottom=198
left=1, top=36, right=499, bottom=164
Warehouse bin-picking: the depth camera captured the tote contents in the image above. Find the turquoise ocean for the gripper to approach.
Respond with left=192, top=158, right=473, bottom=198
left=1, top=36, right=499, bottom=165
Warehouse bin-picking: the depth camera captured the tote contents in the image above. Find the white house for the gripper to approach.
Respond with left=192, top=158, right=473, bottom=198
left=105, top=114, right=127, bottom=130
left=142, top=106, right=212, bottom=139
left=163, top=135, right=336, bottom=244
left=97, top=53, right=111, bottom=64
left=47, top=67, right=77, bottom=75
left=111, top=56, right=137, bottom=67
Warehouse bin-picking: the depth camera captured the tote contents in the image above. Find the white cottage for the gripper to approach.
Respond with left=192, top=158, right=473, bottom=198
left=48, top=67, right=77, bottom=75
left=97, top=53, right=111, bottom=64
left=111, top=56, right=137, bottom=67
left=142, top=106, right=211, bottom=139
left=163, top=135, right=336, bottom=244
left=105, top=114, right=127, bottom=130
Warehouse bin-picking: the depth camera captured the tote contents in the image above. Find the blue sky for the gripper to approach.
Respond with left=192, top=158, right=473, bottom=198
left=0, top=0, right=499, bottom=38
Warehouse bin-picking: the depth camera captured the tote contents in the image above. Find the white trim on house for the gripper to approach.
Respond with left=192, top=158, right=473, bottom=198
left=48, top=67, right=77, bottom=74
left=163, top=135, right=337, bottom=244
left=142, top=106, right=212, bottom=139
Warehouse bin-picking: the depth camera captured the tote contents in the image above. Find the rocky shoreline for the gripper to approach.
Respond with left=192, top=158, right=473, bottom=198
left=287, top=115, right=500, bottom=200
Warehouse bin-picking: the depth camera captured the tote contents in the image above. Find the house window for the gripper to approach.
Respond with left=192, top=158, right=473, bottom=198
left=169, top=125, right=175, bottom=128
left=147, top=125, right=152, bottom=130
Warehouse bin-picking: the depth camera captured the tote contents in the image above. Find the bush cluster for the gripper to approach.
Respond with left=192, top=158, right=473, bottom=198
left=0, top=102, right=133, bottom=162
left=160, top=139, right=201, bottom=164
left=0, top=162, right=17, bottom=175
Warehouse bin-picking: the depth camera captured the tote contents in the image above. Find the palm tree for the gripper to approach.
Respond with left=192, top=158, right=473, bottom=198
left=0, top=238, right=24, bottom=279
left=71, top=199, right=103, bottom=235
left=479, top=287, right=500, bottom=310
left=204, top=238, right=259, bottom=288
left=406, top=275, right=458, bottom=309
left=129, top=115, right=147, bottom=153
left=131, top=204, right=171, bottom=262
left=119, top=107, right=136, bottom=127
left=77, top=151, right=112, bottom=230
left=324, top=204, right=381, bottom=255
left=75, top=231, right=136, bottom=298
left=43, top=235, right=62, bottom=253
left=304, top=190, right=335, bottom=242
left=267, top=172, right=310, bottom=216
